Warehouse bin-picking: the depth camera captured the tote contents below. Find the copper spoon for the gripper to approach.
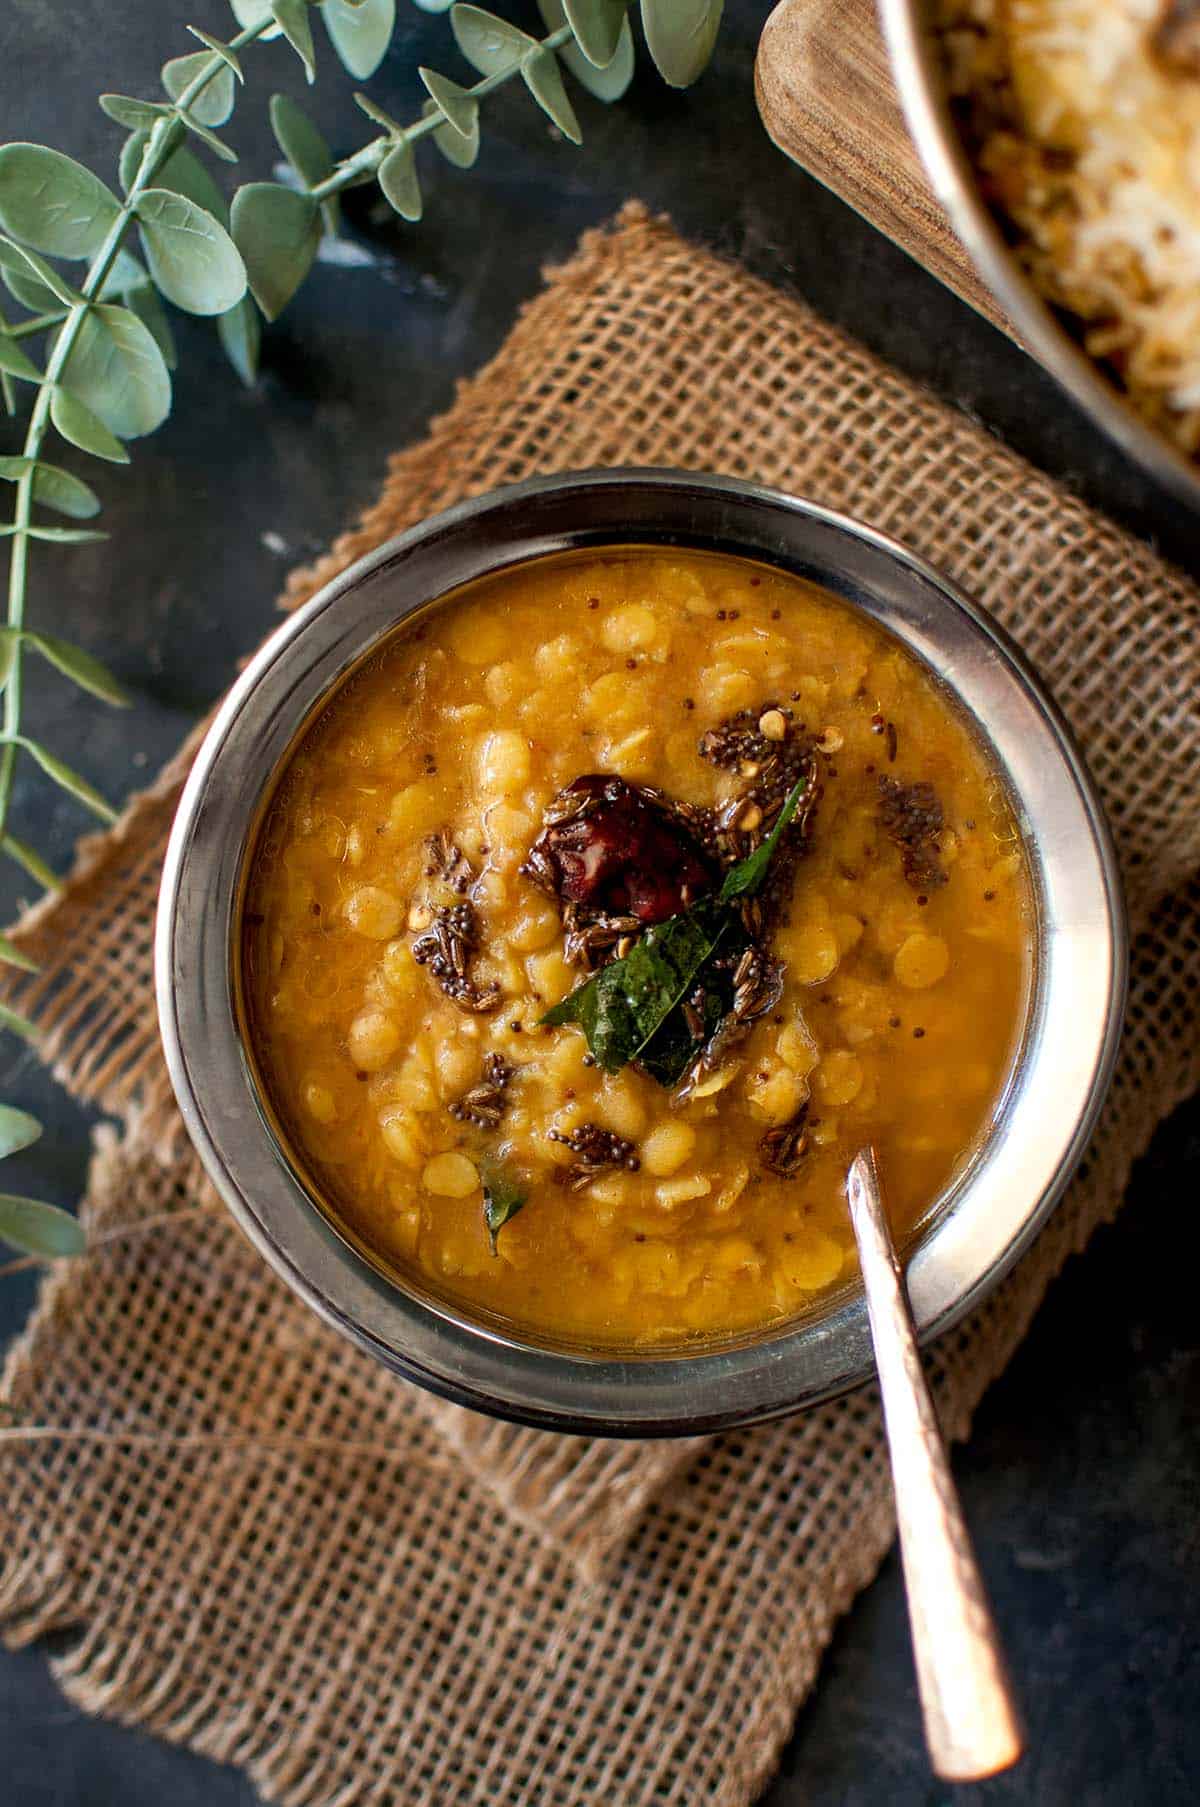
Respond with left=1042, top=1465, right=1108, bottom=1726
left=846, top=1146, right=1025, bottom=1781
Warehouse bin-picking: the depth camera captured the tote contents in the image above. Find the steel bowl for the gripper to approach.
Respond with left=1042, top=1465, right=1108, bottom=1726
left=879, top=0, right=1200, bottom=515
left=156, top=469, right=1126, bottom=1436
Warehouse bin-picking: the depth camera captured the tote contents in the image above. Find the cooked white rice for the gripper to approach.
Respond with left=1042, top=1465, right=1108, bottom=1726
left=938, top=0, right=1200, bottom=456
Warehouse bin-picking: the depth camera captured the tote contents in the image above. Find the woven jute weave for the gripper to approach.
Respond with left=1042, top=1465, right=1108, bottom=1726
left=1, top=205, right=1197, bottom=1807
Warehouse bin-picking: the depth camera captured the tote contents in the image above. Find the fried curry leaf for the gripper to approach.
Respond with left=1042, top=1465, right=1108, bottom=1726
left=637, top=972, right=730, bottom=1086
left=718, top=767, right=813, bottom=902
left=540, top=964, right=601, bottom=1040
left=481, top=1160, right=528, bottom=1255
left=542, top=904, right=729, bottom=1075
left=541, top=767, right=811, bottom=1082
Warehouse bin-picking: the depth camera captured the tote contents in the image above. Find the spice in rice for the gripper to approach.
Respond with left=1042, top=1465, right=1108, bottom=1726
left=936, top=0, right=1200, bottom=460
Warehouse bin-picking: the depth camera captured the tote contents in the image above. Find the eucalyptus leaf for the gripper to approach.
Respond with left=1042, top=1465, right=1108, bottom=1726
left=322, top=0, right=395, bottom=80
left=271, top=0, right=317, bottom=83
left=99, top=95, right=174, bottom=132
left=0, top=337, right=41, bottom=383
left=124, top=280, right=178, bottom=370
left=0, top=240, right=83, bottom=309
left=230, top=183, right=319, bottom=320
left=639, top=0, right=722, bottom=87
left=179, top=116, right=238, bottom=163
left=378, top=141, right=421, bottom=221
left=2, top=735, right=118, bottom=822
left=451, top=5, right=533, bottom=77
left=118, top=122, right=196, bottom=198
left=135, top=188, right=246, bottom=315
left=523, top=46, right=582, bottom=142
left=272, top=96, right=339, bottom=234
left=353, top=93, right=404, bottom=136
left=562, top=0, right=626, bottom=67
left=418, top=68, right=479, bottom=140
left=0, top=938, right=38, bottom=976
left=0, top=1195, right=86, bottom=1259
left=49, top=386, right=130, bottom=464
left=217, top=293, right=260, bottom=386
left=228, top=0, right=282, bottom=37
left=562, top=15, right=635, bottom=100
left=0, top=369, right=12, bottom=418
left=0, top=1001, right=39, bottom=1043
left=32, top=463, right=103, bottom=518
left=2, top=833, right=60, bottom=891
left=0, top=146, right=121, bottom=260
left=422, top=99, right=480, bottom=169
left=157, top=147, right=229, bottom=224
left=271, top=95, right=339, bottom=233
left=59, top=302, right=171, bottom=438
left=0, top=458, right=101, bottom=519
left=162, top=53, right=237, bottom=126
left=538, top=0, right=635, bottom=99
left=121, top=135, right=228, bottom=225
left=98, top=247, right=152, bottom=299
left=413, top=0, right=454, bottom=11
left=0, top=1104, right=43, bottom=1156
left=270, top=94, right=333, bottom=189
left=118, top=131, right=152, bottom=197
left=186, top=27, right=245, bottom=80
left=21, top=633, right=129, bottom=705
left=1, top=260, right=59, bottom=315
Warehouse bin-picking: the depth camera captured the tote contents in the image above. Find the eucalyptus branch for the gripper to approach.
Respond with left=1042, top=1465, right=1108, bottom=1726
left=0, top=19, right=272, bottom=854
left=7, top=312, right=69, bottom=342
left=0, top=13, right=276, bottom=1248
left=312, top=21, right=577, bottom=204
left=0, top=0, right=724, bottom=1258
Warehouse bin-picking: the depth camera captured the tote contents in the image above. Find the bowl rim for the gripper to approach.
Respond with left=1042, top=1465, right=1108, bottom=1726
left=156, top=467, right=1127, bottom=1436
left=878, top=0, right=1200, bottom=515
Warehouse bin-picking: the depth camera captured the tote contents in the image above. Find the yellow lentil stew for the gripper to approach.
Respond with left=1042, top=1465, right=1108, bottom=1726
left=242, top=549, right=1032, bottom=1348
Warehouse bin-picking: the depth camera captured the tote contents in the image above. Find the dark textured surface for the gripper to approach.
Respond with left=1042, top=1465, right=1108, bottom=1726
left=0, top=3, right=1196, bottom=1803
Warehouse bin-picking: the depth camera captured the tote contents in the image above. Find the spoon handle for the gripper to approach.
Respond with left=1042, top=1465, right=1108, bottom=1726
left=847, top=1147, right=1025, bottom=1782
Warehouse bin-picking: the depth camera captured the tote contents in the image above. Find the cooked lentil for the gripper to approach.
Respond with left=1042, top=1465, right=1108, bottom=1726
left=243, top=549, right=1032, bottom=1346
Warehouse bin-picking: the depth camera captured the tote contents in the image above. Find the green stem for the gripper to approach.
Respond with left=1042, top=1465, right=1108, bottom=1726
left=8, top=310, right=69, bottom=341
left=0, top=18, right=269, bottom=852
left=310, top=23, right=577, bottom=201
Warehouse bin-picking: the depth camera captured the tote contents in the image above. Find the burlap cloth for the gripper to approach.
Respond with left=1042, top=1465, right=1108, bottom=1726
left=0, top=205, right=1197, bottom=1806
